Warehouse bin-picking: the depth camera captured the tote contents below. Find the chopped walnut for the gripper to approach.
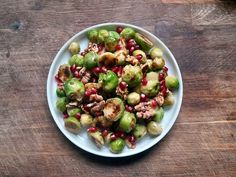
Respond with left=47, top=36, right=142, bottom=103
left=154, top=93, right=164, bottom=106
left=66, top=101, right=79, bottom=108
left=116, top=86, right=128, bottom=100
left=134, top=101, right=155, bottom=119
left=81, top=71, right=91, bottom=84
left=125, top=55, right=139, bottom=65
left=136, top=109, right=156, bottom=119
left=91, top=100, right=105, bottom=113
left=83, top=93, right=105, bottom=116
left=83, top=42, right=99, bottom=55
left=89, top=94, right=103, bottom=102
left=141, top=59, right=153, bottom=73
left=85, top=83, right=102, bottom=90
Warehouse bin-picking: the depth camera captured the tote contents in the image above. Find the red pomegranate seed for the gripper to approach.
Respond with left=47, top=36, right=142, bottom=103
left=110, top=133, right=117, bottom=141
left=160, top=85, right=166, bottom=91
left=116, top=26, right=123, bottom=34
left=163, top=66, right=168, bottom=72
left=127, top=39, right=136, bottom=49
left=90, top=88, right=97, bottom=94
left=85, top=90, right=92, bottom=97
left=129, top=46, right=135, bottom=55
left=115, top=131, right=125, bottom=138
left=129, top=135, right=136, bottom=143
left=112, top=66, right=120, bottom=73
left=159, top=73, right=164, bottom=81
left=97, top=44, right=104, bottom=52
left=75, top=113, right=81, bottom=120
left=115, top=44, right=122, bottom=51
left=70, top=64, right=76, bottom=73
left=125, top=105, right=133, bottom=112
left=135, top=54, right=143, bottom=61
left=92, top=67, right=101, bottom=74
left=55, top=75, right=62, bottom=83
left=142, top=77, right=148, bottom=85
left=140, top=94, right=148, bottom=102
left=102, top=129, right=109, bottom=137
left=151, top=100, right=158, bottom=108
left=87, top=127, right=97, bottom=133
left=134, top=44, right=140, bottom=50
left=80, top=52, right=85, bottom=56
left=160, top=80, right=165, bottom=86
left=63, top=112, right=69, bottom=119
left=119, top=82, right=127, bottom=90
left=118, top=67, right=123, bottom=75
left=101, top=66, right=107, bottom=73
left=74, top=71, right=80, bottom=78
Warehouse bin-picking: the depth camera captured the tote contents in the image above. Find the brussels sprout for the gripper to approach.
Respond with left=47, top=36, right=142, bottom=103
left=132, top=50, right=147, bottom=64
left=103, top=98, right=125, bottom=121
left=88, top=130, right=104, bottom=148
left=122, top=65, right=143, bottom=87
left=64, top=117, right=81, bottom=134
left=57, top=64, right=72, bottom=82
left=120, top=27, right=135, bottom=40
left=67, top=108, right=81, bottom=117
left=152, top=57, right=165, bottom=70
left=119, top=111, right=136, bottom=133
left=150, top=47, right=163, bottom=59
left=98, top=52, right=116, bottom=66
left=146, top=72, right=159, bottom=83
left=64, top=78, right=85, bottom=100
left=56, top=97, right=69, bottom=112
left=165, top=75, right=179, bottom=90
left=109, top=138, right=125, bottom=153
left=84, top=51, right=99, bottom=69
left=87, top=29, right=98, bottom=43
left=56, top=88, right=66, bottom=97
left=105, top=36, right=118, bottom=52
left=97, top=29, right=109, bottom=43
left=153, top=107, right=164, bottom=122
left=99, top=70, right=118, bottom=92
left=68, top=54, right=84, bottom=67
left=68, top=42, right=80, bottom=55
left=80, top=114, right=93, bottom=127
left=127, top=92, right=140, bottom=105
left=133, top=124, right=147, bottom=139
left=134, top=33, right=153, bottom=51
left=163, top=91, right=175, bottom=106
left=114, top=50, right=126, bottom=65
left=147, top=121, right=162, bottom=136
left=140, top=80, right=159, bottom=97
left=109, top=31, right=120, bottom=40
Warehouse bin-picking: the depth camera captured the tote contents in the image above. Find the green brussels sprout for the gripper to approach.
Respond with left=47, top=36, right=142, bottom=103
left=163, top=91, right=175, bottom=106
left=88, top=130, right=104, bottom=148
left=64, top=78, right=85, bottom=100
left=80, top=114, right=93, bottom=127
left=84, top=51, right=99, bottom=69
left=165, top=75, right=179, bottom=90
left=122, top=65, right=143, bottom=87
left=132, top=50, right=147, bottom=64
left=133, top=124, right=147, bottom=139
left=57, top=64, right=72, bottom=82
left=114, top=50, right=126, bottom=65
left=147, top=121, right=162, bottom=136
left=109, top=138, right=125, bottom=153
left=99, top=70, right=118, bottom=92
left=56, top=97, right=69, bottom=112
left=87, top=29, right=98, bottom=43
left=68, top=42, right=80, bottom=55
left=67, top=108, right=81, bottom=117
left=64, top=117, right=81, bottom=134
left=150, top=47, right=163, bottom=59
left=118, top=111, right=136, bottom=133
left=98, top=52, right=116, bottom=66
left=140, top=80, right=159, bottom=97
left=120, top=27, right=135, bottom=40
left=152, top=57, right=165, bottom=70
left=153, top=107, right=164, bottom=122
left=134, top=33, right=153, bottom=51
left=105, top=36, right=118, bottom=52
left=97, top=29, right=109, bottom=43
left=146, top=71, right=159, bottom=83
left=56, top=88, right=66, bottom=97
left=127, top=92, right=140, bottom=105
left=68, top=54, right=84, bottom=67
left=109, top=31, right=120, bottom=40
left=103, top=98, right=125, bottom=121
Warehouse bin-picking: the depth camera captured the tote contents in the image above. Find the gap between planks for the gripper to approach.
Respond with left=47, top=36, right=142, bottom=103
left=176, top=120, right=236, bottom=125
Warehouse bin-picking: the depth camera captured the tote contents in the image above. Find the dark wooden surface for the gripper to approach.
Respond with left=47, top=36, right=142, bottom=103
left=0, top=0, right=236, bottom=176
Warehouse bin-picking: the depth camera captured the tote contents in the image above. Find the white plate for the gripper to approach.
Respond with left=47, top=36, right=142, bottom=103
left=47, top=23, right=183, bottom=157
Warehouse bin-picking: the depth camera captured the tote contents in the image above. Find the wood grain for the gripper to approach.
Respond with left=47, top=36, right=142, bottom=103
left=0, top=0, right=236, bottom=177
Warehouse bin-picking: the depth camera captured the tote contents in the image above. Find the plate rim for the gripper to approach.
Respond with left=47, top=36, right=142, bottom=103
left=47, top=22, right=183, bottom=158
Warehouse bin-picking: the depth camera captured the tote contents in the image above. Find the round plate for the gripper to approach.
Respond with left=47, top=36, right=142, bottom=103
left=47, top=23, right=183, bottom=157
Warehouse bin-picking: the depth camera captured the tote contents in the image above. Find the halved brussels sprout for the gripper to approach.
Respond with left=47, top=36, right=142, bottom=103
left=68, top=54, right=84, bottom=67
left=103, top=98, right=125, bottom=121
left=120, top=27, right=135, bottom=40
left=97, top=29, right=109, bottom=43
left=64, top=117, right=81, bottom=134
left=98, top=52, right=116, bottom=66
left=64, top=78, right=85, bottom=100
left=165, top=75, right=179, bottom=90
left=56, top=88, right=66, bottom=97
left=127, top=92, right=140, bottom=105
left=109, top=138, right=125, bottom=153
left=67, top=108, right=81, bottom=117
left=56, top=97, right=69, bottom=112
left=84, top=51, right=99, bottom=69
left=88, top=130, right=104, bottom=148
left=140, top=80, right=159, bottom=97
left=57, top=64, right=72, bottom=82
left=133, top=124, right=147, bottom=139
left=80, top=114, right=93, bottom=127
left=122, top=65, right=143, bottom=87
left=68, top=42, right=80, bottom=55
left=152, top=57, right=165, bottom=70
left=119, top=111, right=136, bottom=133
left=134, top=33, right=153, bottom=51
left=163, top=91, right=175, bottom=106
left=87, top=29, right=98, bottom=43
left=150, top=47, right=163, bottom=59
left=153, top=107, right=164, bottom=122
left=132, top=50, right=147, bottom=64
left=147, top=121, right=162, bottom=136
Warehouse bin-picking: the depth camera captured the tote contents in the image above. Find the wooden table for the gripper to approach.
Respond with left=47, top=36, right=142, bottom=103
left=0, top=0, right=235, bottom=176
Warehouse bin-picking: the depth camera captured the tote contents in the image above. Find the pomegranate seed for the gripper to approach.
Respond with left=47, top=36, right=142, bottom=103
left=163, top=66, right=168, bottom=72
left=116, top=26, right=123, bottom=34
left=87, top=127, right=97, bottom=133
left=135, top=54, right=143, bottom=61
left=118, top=67, right=123, bottom=75
left=112, top=66, right=120, bottom=73
left=115, top=131, right=125, bottom=138
left=70, top=64, right=76, bottom=73
left=80, top=52, right=85, bottom=56
left=134, top=44, right=140, bottom=50
left=159, top=73, right=164, bottom=81
left=127, top=39, right=136, bottom=49
left=97, top=44, right=104, bottom=52
left=142, top=77, right=148, bottom=85
left=151, top=100, right=158, bottom=108
left=90, top=88, right=97, bottom=94
left=129, top=135, right=136, bottom=144
left=101, top=66, right=107, bottom=73
left=75, top=113, right=81, bottom=120
left=160, top=80, right=165, bottom=86
left=140, top=94, right=148, bottom=102
left=95, top=111, right=102, bottom=116
left=83, top=104, right=90, bottom=112
left=125, top=105, right=133, bottom=112
left=110, top=134, right=117, bottom=141
left=129, top=46, right=135, bottom=55
left=119, top=82, right=127, bottom=90
left=92, top=67, right=101, bottom=74
left=115, top=44, right=122, bottom=51
left=160, top=85, right=166, bottom=91
left=102, top=129, right=109, bottom=137
left=74, top=71, right=80, bottom=78
left=55, top=75, right=62, bottom=83
left=63, top=112, right=69, bottom=119
left=85, top=90, right=92, bottom=97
